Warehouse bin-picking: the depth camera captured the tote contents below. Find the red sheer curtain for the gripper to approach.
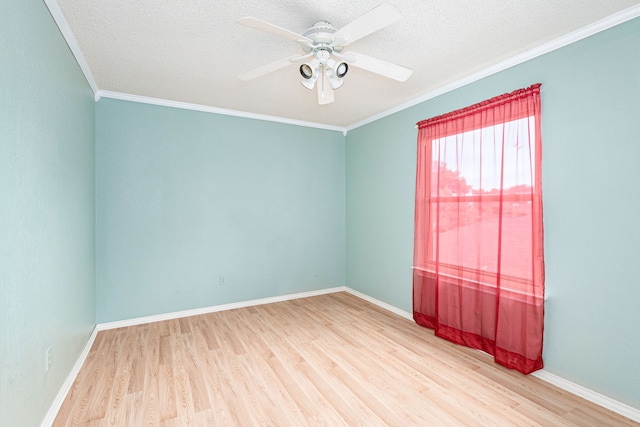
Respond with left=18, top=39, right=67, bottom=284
left=413, top=84, right=544, bottom=374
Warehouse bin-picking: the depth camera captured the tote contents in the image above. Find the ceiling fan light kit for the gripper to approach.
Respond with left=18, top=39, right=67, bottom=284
left=299, top=49, right=348, bottom=91
left=237, top=2, right=413, bottom=105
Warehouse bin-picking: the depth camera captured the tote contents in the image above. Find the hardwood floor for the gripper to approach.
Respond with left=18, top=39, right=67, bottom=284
left=53, top=292, right=638, bottom=426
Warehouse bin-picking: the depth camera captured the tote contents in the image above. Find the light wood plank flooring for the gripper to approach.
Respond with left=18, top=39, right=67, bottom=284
left=53, top=292, right=638, bottom=426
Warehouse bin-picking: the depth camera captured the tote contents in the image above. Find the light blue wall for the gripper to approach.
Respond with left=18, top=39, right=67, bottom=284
left=95, top=99, right=346, bottom=322
left=3, top=1, right=637, bottom=423
left=0, top=1, right=96, bottom=426
left=346, top=17, right=640, bottom=409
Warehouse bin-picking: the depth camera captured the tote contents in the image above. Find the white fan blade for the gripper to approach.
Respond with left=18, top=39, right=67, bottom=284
left=317, top=73, right=335, bottom=105
left=346, top=51, right=413, bottom=82
left=335, top=3, right=402, bottom=46
left=238, top=57, right=292, bottom=81
left=237, top=17, right=311, bottom=43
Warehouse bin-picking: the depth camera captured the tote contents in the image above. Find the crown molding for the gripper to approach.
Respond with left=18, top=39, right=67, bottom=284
left=44, top=0, right=639, bottom=135
left=98, top=90, right=347, bottom=134
left=43, top=0, right=100, bottom=98
left=345, top=3, right=640, bottom=132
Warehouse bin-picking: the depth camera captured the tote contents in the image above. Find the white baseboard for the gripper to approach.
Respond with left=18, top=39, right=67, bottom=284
left=343, top=287, right=414, bottom=321
left=344, top=288, right=640, bottom=422
left=531, top=370, right=640, bottom=423
left=42, top=286, right=640, bottom=424
left=96, top=286, right=349, bottom=331
left=40, top=326, right=99, bottom=427
left=40, top=287, right=347, bottom=426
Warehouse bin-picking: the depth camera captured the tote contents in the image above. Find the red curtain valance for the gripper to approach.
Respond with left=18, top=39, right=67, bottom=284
left=417, top=84, right=541, bottom=136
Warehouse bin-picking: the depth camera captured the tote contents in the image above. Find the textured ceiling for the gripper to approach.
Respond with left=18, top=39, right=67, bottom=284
left=54, top=0, right=640, bottom=129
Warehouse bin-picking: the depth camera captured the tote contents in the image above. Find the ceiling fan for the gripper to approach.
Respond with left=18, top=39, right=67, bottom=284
left=237, top=2, right=413, bottom=105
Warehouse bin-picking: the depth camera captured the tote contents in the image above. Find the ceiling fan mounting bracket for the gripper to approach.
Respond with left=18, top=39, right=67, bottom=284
left=298, top=21, right=344, bottom=56
left=303, top=21, right=337, bottom=40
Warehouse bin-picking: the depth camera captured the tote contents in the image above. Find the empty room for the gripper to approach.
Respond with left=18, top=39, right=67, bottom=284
left=2, top=0, right=640, bottom=425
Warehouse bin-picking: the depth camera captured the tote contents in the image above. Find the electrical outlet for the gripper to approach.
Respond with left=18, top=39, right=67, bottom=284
left=45, top=347, right=52, bottom=371
left=219, top=275, right=225, bottom=285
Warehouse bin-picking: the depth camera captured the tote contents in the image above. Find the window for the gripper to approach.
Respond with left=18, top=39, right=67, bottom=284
left=422, top=116, right=537, bottom=297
